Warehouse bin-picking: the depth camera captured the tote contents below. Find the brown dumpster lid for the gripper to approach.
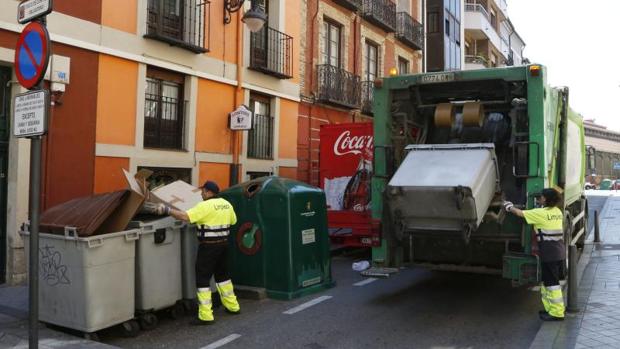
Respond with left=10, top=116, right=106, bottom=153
left=40, top=190, right=129, bottom=237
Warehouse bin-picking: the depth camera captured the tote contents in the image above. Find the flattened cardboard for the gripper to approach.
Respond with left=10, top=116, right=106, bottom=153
left=95, top=169, right=148, bottom=234
left=150, top=180, right=203, bottom=212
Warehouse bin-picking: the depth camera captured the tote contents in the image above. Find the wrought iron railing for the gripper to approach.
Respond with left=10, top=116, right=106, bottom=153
left=316, top=65, right=360, bottom=109
left=362, top=0, right=397, bottom=32
left=360, top=81, right=374, bottom=115
left=146, top=0, right=209, bottom=53
left=396, top=12, right=423, bottom=50
left=333, top=0, right=362, bottom=11
left=250, top=26, right=293, bottom=79
left=247, top=114, right=274, bottom=160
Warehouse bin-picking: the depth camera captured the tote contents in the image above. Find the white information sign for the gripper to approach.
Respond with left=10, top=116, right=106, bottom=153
left=13, top=90, right=49, bottom=137
left=302, top=228, right=316, bottom=245
left=18, top=0, right=53, bottom=24
left=229, top=105, right=253, bottom=131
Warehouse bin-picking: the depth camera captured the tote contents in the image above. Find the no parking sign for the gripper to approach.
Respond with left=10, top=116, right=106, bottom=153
left=14, top=21, right=50, bottom=90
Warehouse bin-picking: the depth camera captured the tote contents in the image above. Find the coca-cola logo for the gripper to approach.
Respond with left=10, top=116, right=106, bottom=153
left=333, top=130, right=373, bottom=156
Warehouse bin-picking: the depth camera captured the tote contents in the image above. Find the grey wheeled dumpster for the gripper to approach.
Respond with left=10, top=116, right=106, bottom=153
left=129, top=217, right=184, bottom=329
left=21, top=225, right=140, bottom=337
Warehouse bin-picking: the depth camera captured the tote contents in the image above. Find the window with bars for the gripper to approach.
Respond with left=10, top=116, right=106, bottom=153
left=144, top=68, right=185, bottom=150
left=145, top=0, right=209, bottom=53
left=247, top=94, right=274, bottom=160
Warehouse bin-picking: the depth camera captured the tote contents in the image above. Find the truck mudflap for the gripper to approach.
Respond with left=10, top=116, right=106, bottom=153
left=503, top=252, right=540, bottom=286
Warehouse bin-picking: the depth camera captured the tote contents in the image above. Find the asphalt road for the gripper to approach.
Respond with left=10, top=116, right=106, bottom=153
left=102, top=252, right=542, bottom=349
left=99, top=194, right=611, bottom=349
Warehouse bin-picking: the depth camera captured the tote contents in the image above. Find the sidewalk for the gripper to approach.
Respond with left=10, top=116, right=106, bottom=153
left=530, top=193, right=620, bottom=349
left=0, top=286, right=117, bottom=349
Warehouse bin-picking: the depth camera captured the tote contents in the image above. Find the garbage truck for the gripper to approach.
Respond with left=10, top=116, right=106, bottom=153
left=369, top=65, right=589, bottom=285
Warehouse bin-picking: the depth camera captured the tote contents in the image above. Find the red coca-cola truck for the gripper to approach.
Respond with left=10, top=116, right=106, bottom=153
left=319, top=123, right=380, bottom=248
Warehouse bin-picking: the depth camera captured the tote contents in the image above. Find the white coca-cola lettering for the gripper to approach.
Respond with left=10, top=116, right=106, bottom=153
left=333, top=130, right=374, bottom=156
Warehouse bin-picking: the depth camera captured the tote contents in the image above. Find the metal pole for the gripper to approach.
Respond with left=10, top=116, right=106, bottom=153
left=566, top=244, right=579, bottom=313
left=594, top=210, right=600, bottom=243
left=29, top=15, right=47, bottom=348
left=29, top=136, right=42, bottom=349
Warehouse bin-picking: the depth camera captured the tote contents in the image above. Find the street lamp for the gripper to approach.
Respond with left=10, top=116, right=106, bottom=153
left=224, top=0, right=267, bottom=33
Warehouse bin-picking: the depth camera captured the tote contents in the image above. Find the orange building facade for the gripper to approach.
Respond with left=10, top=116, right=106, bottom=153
left=0, top=0, right=300, bottom=284
left=298, top=0, right=424, bottom=186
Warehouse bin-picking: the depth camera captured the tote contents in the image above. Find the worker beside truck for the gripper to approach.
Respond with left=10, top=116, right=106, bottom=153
left=504, top=188, right=566, bottom=321
left=154, top=180, right=241, bottom=325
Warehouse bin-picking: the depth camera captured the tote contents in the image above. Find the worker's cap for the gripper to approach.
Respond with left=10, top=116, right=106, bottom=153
left=202, top=180, right=220, bottom=194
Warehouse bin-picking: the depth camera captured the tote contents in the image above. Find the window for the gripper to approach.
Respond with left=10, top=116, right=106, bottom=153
left=144, top=68, right=185, bottom=149
left=490, top=9, right=497, bottom=29
left=322, top=20, right=342, bottom=67
left=445, top=18, right=450, bottom=36
left=247, top=94, right=274, bottom=160
left=138, top=166, right=192, bottom=188
left=247, top=171, right=272, bottom=180
left=398, top=57, right=409, bottom=75
left=428, top=12, right=439, bottom=33
left=145, top=0, right=209, bottom=53
left=365, top=41, right=379, bottom=81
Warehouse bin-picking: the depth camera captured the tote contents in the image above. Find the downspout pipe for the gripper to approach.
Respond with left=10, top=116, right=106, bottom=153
left=231, top=7, right=244, bottom=185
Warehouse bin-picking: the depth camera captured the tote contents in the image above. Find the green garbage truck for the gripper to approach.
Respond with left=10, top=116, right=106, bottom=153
left=370, top=65, right=589, bottom=285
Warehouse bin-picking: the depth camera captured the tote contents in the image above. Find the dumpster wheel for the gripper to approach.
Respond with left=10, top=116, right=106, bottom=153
left=169, top=301, right=185, bottom=319
left=138, top=312, right=158, bottom=331
left=120, top=320, right=140, bottom=337
left=236, top=222, right=262, bottom=255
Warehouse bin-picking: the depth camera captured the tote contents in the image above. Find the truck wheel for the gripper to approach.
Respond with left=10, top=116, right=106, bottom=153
left=120, top=320, right=140, bottom=338
left=139, top=313, right=158, bottom=331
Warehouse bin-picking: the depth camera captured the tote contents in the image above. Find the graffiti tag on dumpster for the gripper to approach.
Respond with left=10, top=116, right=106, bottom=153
left=40, top=245, right=70, bottom=286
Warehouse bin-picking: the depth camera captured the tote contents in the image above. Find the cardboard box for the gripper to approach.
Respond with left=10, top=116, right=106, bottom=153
left=150, top=180, right=203, bottom=212
left=95, top=169, right=150, bottom=234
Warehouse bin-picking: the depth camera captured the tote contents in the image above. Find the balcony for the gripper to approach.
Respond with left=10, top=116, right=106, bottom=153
left=395, top=12, right=423, bottom=50
left=250, top=26, right=294, bottom=79
left=360, top=81, right=374, bottom=115
left=333, top=0, right=362, bottom=11
left=464, top=1, right=502, bottom=57
left=362, top=0, right=396, bottom=33
left=464, top=55, right=490, bottom=70
left=145, top=0, right=209, bottom=53
left=316, top=65, right=360, bottom=109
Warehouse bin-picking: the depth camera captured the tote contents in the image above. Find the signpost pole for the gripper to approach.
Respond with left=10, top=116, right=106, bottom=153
left=29, top=136, right=41, bottom=349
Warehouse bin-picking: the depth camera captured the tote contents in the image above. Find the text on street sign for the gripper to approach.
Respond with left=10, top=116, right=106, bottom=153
left=18, top=0, right=53, bottom=24
left=13, top=90, right=49, bottom=137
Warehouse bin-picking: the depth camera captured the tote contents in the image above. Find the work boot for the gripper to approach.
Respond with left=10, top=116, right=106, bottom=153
left=216, top=280, right=241, bottom=314
left=197, top=288, right=215, bottom=322
left=539, top=312, right=564, bottom=321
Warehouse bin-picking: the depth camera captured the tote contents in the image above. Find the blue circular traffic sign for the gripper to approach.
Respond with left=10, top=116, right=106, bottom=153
left=14, top=21, right=50, bottom=90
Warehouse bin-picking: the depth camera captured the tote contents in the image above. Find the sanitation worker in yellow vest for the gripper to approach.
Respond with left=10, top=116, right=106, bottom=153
left=504, top=188, right=566, bottom=321
left=157, top=180, right=241, bottom=325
